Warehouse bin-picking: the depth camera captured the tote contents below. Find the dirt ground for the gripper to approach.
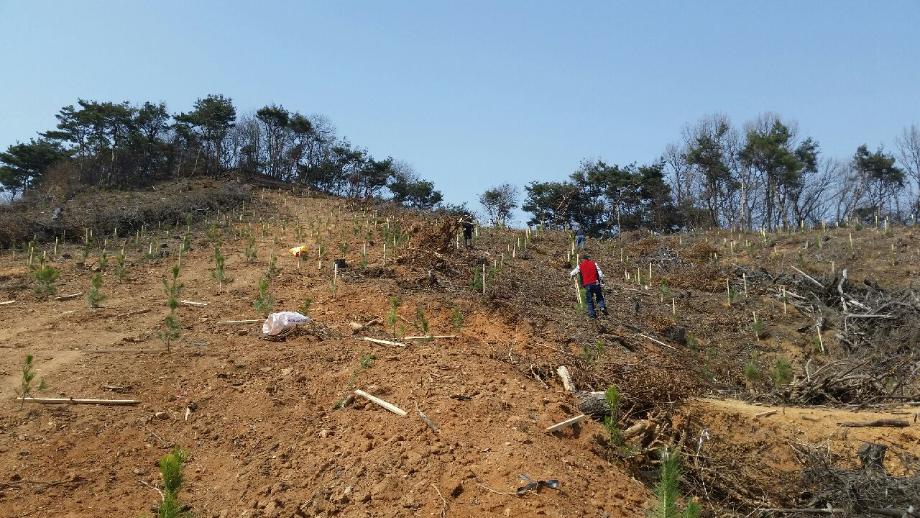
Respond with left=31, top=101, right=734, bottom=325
left=0, top=186, right=918, bottom=516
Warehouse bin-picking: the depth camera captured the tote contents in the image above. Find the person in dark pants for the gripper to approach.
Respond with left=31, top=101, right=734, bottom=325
left=569, top=252, right=608, bottom=319
left=574, top=225, right=585, bottom=249
left=460, top=217, right=474, bottom=247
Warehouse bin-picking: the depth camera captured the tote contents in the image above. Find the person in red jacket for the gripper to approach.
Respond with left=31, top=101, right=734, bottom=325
left=569, top=253, right=608, bottom=319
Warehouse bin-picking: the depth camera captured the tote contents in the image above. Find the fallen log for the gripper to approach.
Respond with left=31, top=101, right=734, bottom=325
left=354, top=389, right=407, bottom=416
left=839, top=419, right=909, bottom=428
left=55, top=292, right=83, bottom=301
left=403, top=335, right=457, bottom=340
left=180, top=300, right=208, bottom=307
left=791, top=266, right=824, bottom=288
left=545, top=414, right=587, bottom=433
left=361, top=337, right=407, bottom=347
left=16, top=397, right=140, bottom=406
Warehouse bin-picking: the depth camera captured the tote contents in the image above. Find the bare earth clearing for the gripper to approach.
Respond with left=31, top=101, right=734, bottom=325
left=0, top=184, right=918, bottom=517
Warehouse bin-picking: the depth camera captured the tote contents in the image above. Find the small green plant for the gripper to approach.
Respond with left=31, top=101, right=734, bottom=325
left=253, top=276, right=275, bottom=315
left=98, top=247, right=109, bottom=271
left=160, top=264, right=182, bottom=352
left=15, top=354, right=47, bottom=407
left=81, top=237, right=91, bottom=263
left=212, top=245, right=226, bottom=288
left=386, top=296, right=401, bottom=336
left=603, top=385, right=623, bottom=449
left=743, top=352, right=761, bottom=384
left=30, top=256, right=59, bottom=296
left=752, top=317, right=766, bottom=340
left=772, top=357, right=793, bottom=388
left=207, top=222, right=222, bottom=245
left=154, top=448, right=191, bottom=518
left=338, top=241, right=350, bottom=257
left=244, top=236, right=257, bottom=263
left=86, top=273, right=105, bottom=308
left=581, top=341, right=605, bottom=365
left=450, top=307, right=464, bottom=331
left=470, top=268, right=483, bottom=292
left=181, top=232, right=192, bottom=254
left=658, top=281, right=671, bottom=302
left=654, top=448, right=700, bottom=518
left=299, top=298, right=312, bottom=317
left=114, top=246, right=127, bottom=282
left=266, top=252, right=278, bottom=278
left=414, top=305, right=430, bottom=337
left=334, top=353, right=377, bottom=409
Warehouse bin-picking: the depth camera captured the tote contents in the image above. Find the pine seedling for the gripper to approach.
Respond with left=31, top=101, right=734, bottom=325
left=212, top=245, right=226, bottom=288
left=244, top=236, right=257, bottom=263
left=160, top=264, right=183, bottom=352
left=450, top=307, right=464, bottom=331
left=603, top=385, right=623, bottom=449
left=155, top=448, right=191, bottom=518
left=743, top=352, right=761, bottom=384
left=299, top=298, right=312, bottom=317
left=772, top=357, right=793, bottom=388
left=98, top=246, right=109, bottom=271
left=86, top=273, right=105, bottom=308
left=114, top=245, right=127, bottom=282
left=30, top=256, right=59, bottom=296
left=253, top=276, right=275, bottom=315
left=653, top=448, right=700, bottom=518
left=266, top=252, right=278, bottom=278
left=15, top=354, right=47, bottom=407
left=414, top=305, right=430, bottom=337
left=181, top=232, right=192, bottom=254
left=386, top=296, right=401, bottom=337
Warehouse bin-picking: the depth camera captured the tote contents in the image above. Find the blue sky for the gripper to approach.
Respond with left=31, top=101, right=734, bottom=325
left=1, top=1, right=918, bottom=220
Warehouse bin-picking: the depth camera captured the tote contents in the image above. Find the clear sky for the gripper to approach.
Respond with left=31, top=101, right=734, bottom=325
left=1, top=1, right=918, bottom=220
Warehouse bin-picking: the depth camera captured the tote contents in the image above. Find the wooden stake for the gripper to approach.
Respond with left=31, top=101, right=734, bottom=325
left=816, top=325, right=825, bottom=353
left=0, top=300, right=16, bottom=306
left=17, top=397, right=140, bottom=406
left=217, top=319, right=261, bottom=324
left=545, top=414, right=587, bottom=433
left=180, top=300, right=208, bottom=307
left=361, top=337, right=407, bottom=347
left=482, top=263, right=486, bottom=295
left=354, top=389, right=407, bottom=417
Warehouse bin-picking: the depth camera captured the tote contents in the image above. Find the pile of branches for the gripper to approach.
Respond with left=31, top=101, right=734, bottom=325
left=742, top=265, right=920, bottom=405
left=794, top=441, right=920, bottom=516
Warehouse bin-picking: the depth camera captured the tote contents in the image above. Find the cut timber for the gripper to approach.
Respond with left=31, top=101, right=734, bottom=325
left=361, top=337, right=407, bottom=347
left=403, top=335, right=457, bottom=340
left=217, top=319, right=261, bottom=324
left=790, top=266, right=824, bottom=288
left=354, top=389, right=407, bottom=416
left=55, top=292, right=84, bottom=301
left=16, top=397, right=140, bottom=406
left=754, top=410, right=778, bottom=418
left=0, top=300, right=15, bottom=306
left=576, top=391, right=608, bottom=418
left=545, top=414, right=587, bottom=433
left=637, top=333, right=676, bottom=350
left=556, top=366, right=574, bottom=392
left=622, top=420, right=655, bottom=439
left=839, top=419, right=909, bottom=428
left=180, top=300, right=208, bottom=307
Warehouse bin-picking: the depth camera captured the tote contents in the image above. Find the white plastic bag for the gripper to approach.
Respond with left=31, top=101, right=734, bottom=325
left=262, top=311, right=310, bottom=336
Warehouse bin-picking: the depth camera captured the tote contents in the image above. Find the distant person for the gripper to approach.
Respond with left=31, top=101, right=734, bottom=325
left=460, top=217, right=474, bottom=248
left=570, top=252, right=608, bottom=319
left=574, top=225, right=585, bottom=249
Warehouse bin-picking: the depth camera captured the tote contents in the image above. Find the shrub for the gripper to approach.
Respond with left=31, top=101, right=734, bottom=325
left=414, top=305, right=430, bottom=337
left=244, top=236, right=257, bottom=263
left=743, top=352, right=761, bottom=384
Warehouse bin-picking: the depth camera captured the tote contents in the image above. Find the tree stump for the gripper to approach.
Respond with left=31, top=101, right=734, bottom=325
left=857, top=443, right=887, bottom=472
